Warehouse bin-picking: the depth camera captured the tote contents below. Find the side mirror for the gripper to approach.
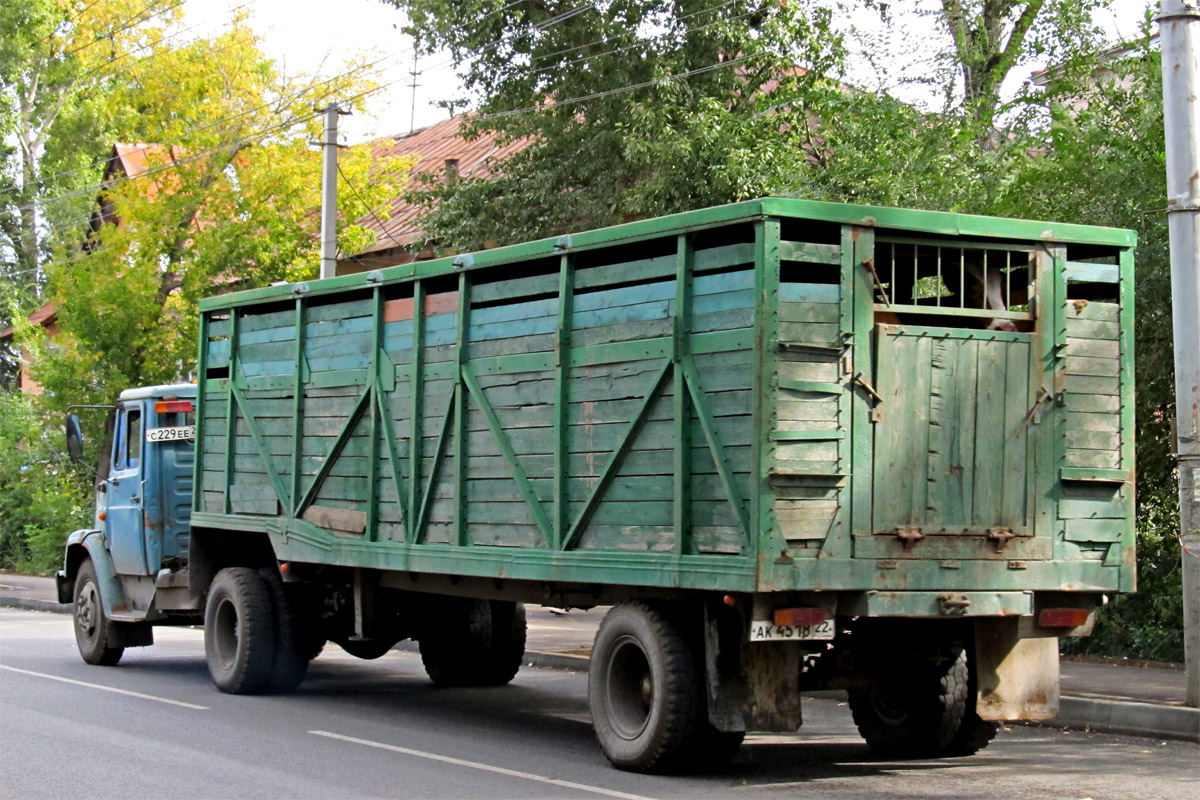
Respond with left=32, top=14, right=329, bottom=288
left=65, top=414, right=85, bottom=462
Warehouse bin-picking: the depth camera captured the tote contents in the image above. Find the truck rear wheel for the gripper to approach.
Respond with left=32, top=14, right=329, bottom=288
left=257, top=567, right=309, bottom=693
left=589, top=601, right=704, bottom=773
left=204, top=567, right=276, bottom=694
left=73, top=559, right=124, bottom=666
left=849, top=648, right=997, bottom=757
left=419, top=599, right=526, bottom=687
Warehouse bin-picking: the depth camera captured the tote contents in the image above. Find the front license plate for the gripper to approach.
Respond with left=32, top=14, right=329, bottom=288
left=146, top=425, right=196, bottom=442
left=749, top=620, right=835, bottom=642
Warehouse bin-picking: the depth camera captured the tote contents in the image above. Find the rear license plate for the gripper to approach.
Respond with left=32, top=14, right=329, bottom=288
left=749, top=620, right=835, bottom=642
left=146, top=425, right=196, bottom=442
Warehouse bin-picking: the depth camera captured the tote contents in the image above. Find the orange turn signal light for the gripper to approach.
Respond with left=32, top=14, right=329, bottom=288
left=155, top=400, right=193, bottom=413
left=97, top=512, right=106, bottom=521
left=1038, top=608, right=1090, bottom=627
left=773, top=607, right=826, bottom=627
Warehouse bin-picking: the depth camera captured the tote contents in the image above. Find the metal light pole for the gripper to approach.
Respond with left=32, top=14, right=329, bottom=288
left=317, top=102, right=349, bottom=280
left=1158, top=0, right=1200, bottom=708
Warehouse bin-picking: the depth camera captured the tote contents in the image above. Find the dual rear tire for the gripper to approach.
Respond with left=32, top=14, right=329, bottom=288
left=589, top=601, right=743, bottom=774
left=204, top=566, right=309, bottom=694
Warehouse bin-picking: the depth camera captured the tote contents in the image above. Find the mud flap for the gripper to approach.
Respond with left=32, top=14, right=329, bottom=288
left=704, top=604, right=803, bottom=733
left=974, top=617, right=1060, bottom=721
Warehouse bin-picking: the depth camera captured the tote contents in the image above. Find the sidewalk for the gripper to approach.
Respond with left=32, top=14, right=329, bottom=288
left=5, top=571, right=1196, bottom=743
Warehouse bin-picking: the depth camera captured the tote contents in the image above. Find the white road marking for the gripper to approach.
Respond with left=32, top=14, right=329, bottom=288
left=0, top=664, right=208, bottom=710
left=310, top=730, right=659, bottom=800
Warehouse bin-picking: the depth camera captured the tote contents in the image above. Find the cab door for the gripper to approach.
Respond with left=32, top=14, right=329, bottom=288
left=106, top=402, right=149, bottom=575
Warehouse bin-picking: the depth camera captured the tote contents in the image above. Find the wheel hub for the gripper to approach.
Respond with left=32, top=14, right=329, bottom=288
left=76, top=581, right=98, bottom=638
left=605, top=635, right=653, bottom=740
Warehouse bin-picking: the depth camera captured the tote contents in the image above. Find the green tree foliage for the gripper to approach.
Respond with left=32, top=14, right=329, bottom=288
left=0, top=395, right=90, bottom=572
left=26, top=14, right=412, bottom=412
left=0, top=0, right=180, bottom=294
left=389, top=0, right=844, bottom=249
left=0, top=8, right=411, bottom=570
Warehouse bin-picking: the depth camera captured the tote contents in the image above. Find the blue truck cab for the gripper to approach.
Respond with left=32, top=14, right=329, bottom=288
left=57, top=383, right=200, bottom=662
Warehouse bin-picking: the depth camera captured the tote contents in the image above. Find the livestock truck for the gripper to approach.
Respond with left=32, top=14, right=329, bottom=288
left=59, top=198, right=1136, bottom=772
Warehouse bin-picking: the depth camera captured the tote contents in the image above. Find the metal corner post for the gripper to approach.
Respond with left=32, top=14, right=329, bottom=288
left=1159, top=0, right=1200, bottom=708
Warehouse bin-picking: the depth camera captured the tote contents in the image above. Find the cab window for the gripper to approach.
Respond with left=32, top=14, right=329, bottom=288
left=113, top=407, right=141, bottom=470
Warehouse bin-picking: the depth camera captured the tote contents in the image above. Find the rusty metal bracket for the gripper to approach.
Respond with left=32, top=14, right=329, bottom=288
left=938, top=593, right=972, bottom=616
left=895, top=525, right=924, bottom=551
left=987, top=526, right=1018, bottom=553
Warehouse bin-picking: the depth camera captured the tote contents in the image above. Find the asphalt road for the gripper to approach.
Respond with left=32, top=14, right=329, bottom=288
left=1, top=608, right=1196, bottom=800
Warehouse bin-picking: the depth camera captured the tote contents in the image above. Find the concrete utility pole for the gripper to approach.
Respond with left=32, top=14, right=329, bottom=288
left=317, top=102, right=350, bottom=280
left=1158, top=0, right=1200, bottom=709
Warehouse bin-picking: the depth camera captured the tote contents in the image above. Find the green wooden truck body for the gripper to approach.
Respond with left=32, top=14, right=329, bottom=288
left=191, top=197, right=1136, bottom=606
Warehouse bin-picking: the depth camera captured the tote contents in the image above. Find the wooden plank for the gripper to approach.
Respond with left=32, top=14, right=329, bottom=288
left=303, top=505, right=368, bottom=534
left=778, top=321, right=840, bottom=345
left=1064, top=393, right=1120, bottom=413
left=1065, top=356, right=1120, bottom=377
left=1065, top=317, right=1120, bottom=341
left=779, top=283, right=839, bottom=304
left=1065, top=429, right=1121, bottom=451
left=1067, top=337, right=1120, bottom=359
left=1063, top=374, right=1120, bottom=395
left=1064, top=261, right=1119, bottom=284
left=778, top=303, right=840, bottom=325
left=1000, top=341, right=1030, bottom=527
left=1063, top=518, right=1125, bottom=543
left=972, top=339, right=1008, bottom=527
left=1064, top=448, right=1121, bottom=469
left=1063, top=411, right=1121, bottom=432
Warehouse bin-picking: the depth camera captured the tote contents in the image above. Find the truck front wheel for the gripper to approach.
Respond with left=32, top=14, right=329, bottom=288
left=849, top=648, right=997, bottom=757
left=73, top=560, right=124, bottom=666
left=588, top=601, right=704, bottom=773
left=204, top=567, right=276, bottom=694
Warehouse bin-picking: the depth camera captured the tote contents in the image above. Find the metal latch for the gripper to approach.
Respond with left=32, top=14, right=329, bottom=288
left=987, top=526, right=1018, bottom=553
left=937, top=593, right=972, bottom=616
left=852, top=373, right=884, bottom=423
left=895, top=525, right=924, bottom=551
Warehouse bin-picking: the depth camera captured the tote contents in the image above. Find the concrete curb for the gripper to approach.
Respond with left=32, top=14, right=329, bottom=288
left=1043, top=696, right=1200, bottom=744
left=9, top=599, right=1195, bottom=744
left=0, top=597, right=70, bottom=613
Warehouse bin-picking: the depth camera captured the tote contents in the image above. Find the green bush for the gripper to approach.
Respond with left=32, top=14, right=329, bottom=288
left=0, top=396, right=91, bottom=574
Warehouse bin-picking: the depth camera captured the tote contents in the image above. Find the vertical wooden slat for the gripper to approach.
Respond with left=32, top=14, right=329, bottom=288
left=1117, top=246, right=1137, bottom=589
left=754, top=218, right=781, bottom=574
left=408, top=280, right=425, bottom=544
left=553, top=255, right=572, bottom=550
left=454, top=272, right=469, bottom=546
left=366, top=287, right=383, bottom=541
left=850, top=226, right=876, bottom=546
left=673, top=233, right=693, bottom=556
left=1000, top=340, right=1031, bottom=526
left=222, top=310, right=239, bottom=515
left=290, top=299, right=305, bottom=512
left=971, top=336, right=1007, bottom=526
left=193, top=312, right=209, bottom=514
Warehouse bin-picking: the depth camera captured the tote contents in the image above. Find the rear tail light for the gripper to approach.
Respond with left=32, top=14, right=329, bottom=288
left=773, top=607, right=827, bottom=627
left=155, top=400, right=193, bottom=413
left=1038, top=608, right=1090, bottom=627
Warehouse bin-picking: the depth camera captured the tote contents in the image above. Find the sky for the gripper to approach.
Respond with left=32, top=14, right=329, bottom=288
left=186, top=0, right=1162, bottom=145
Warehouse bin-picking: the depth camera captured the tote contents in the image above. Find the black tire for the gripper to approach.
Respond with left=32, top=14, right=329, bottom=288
left=588, top=601, right=704, bottom=773
left=204, top=567, right=276, bottom=694
left=335, top=637, right=397, bottom=660
left=849, top=648, right=997, bottom=757
left=257, top=567, right=309, bottom=693
left=419, top=599, right=526, bottom=687
left=73, top=560, right=124, bottom=666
